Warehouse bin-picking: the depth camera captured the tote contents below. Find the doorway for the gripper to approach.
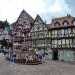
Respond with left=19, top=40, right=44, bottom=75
left=53, top=50, right=58, bottom=60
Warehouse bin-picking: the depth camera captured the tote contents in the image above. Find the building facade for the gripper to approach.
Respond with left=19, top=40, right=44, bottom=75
left=12, top=10, right=33, bottom=49
left=30, top=15, right=52, bottom=59
left=50, top=15, right=75, bottom=62
left=0, top=27, right=12, bottom=48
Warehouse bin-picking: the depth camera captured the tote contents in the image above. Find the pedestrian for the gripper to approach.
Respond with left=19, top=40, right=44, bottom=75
left=25, top=53, right=29, bottom=63
left=38, top=51, right=42, bottom=61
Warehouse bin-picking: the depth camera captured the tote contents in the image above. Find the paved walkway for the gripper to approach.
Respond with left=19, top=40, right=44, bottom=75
left=0, top=54, right=75, bottom=75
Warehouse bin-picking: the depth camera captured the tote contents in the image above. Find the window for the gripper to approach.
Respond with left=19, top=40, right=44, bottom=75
left=31, top=32, right=35, bottom=37
left=55, top=40, right=57, bottom=44
left=52, top=40, right=55, bottom=44
left=66, top=39, right=69, bottom=44
left=64, top=29, right=68, bottom=35
left=54, top=30, right=57, bottom=37
left=72, top=19, right=75, bottom=25
left=34, top=24, right=38, bottom=31
left=70, top=39, right=72, bottom=44
left=41, top=40, right=44, bottom=44
left=39, top=31, right=44, bottom=36
left=61, top=29, right=64, bottom=36
left=57, top=30, right=61, bottom=36
left=58, top=40, right=61, bottom=45
left=63, top=20, right=68, bottom=26
left=52, top=30, right=55, bottom=37
left=68, top=29, right=71, bottom=34
left=17, top=32, right=20, bottom=36
left=35, top=32, right=39, bottom=36
left=62, top=39, right=65, bottom=44
left=38, top=40, right=41, bottom=46
left=44, top=31, right=48, bottom=37
left=73, top=20, right=75, bottom=25
left=54, top=22, right=60, bottom=27
left=73, top=28, right=75, bottom=33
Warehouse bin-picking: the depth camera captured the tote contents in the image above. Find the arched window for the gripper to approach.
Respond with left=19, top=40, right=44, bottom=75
left=72, top=19, right=75, bottom=25
left=73, top=20, right=75, bottom=25
left=63, top=20, right=69, bottom=26
left=54, top=22, right=60, bottom=27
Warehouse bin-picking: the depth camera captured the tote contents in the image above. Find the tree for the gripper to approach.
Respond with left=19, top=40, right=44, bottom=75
left=3, top=20, right=10, bottom=27
left=0, top=21, right=5, bottom=29
left=0, top=20, right=10, bottom=29
left=0, top=38, right=8, bottom=47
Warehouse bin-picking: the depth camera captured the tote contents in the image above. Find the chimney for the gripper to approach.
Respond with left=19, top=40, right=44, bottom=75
left=67, top=14, right=71, bottom=17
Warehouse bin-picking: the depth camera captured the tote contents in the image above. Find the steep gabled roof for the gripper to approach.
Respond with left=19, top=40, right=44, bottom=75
left=17, top=9, right=34, bottom=22
left=32, top=15, right=48, bottom=29
left=11, top=9, right=34, bottom=27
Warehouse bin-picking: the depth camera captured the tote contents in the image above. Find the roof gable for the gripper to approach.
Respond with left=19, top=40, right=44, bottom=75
left=34, top=15, right=44, bottom=24
left=12, top=9, right=34, bottom=27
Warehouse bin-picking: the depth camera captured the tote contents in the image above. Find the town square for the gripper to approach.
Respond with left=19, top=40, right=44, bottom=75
left=0, top=0, right=75, bottom=75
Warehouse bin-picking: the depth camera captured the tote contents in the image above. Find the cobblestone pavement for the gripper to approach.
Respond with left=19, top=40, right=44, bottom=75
left=0, top=54, right=75, bottom=75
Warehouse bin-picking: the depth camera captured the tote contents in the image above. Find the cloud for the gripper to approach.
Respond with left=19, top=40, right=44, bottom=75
left=65, top=0, right=75, bottom=16
left=0, top=0, right=45, bottom=23
left=0, top=0, right=74, bottom=24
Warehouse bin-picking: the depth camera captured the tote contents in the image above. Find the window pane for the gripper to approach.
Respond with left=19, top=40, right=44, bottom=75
left=66, top=39, right=69, bottom=44
left=64, top=22, right=68, bottom=26
left=73, top=21, right=75, bottom=25
left=64, top=29, right=68, bottom=35
left=58, top=40, right=61, bottom=45
left=55, top=40, right=57, bottom=44
left=62, top=39, right=65, bottom=44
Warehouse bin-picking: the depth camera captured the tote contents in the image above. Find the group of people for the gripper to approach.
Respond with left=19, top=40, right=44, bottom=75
left=25, top=53, right=33, bottom=63
left=36, top=50, right=46, bottom=62
left=5, top=49, right=46, bottom=64
left=5, top=52, right=16, bottom=62
left=24, top=50, right=46, bottom=63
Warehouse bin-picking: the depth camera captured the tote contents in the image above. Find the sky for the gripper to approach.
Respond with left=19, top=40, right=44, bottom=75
left=0, top=0, right=74, bottom=24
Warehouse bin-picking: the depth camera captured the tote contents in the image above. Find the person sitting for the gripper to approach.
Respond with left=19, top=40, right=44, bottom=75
left=12, top=53, right=16, bottom=62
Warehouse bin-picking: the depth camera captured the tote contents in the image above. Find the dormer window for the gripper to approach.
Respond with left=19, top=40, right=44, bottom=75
left=54, top=22, right=60, bottom=27
left=73, top=20, right=75, bottom=25
left=63, top=20, right=68, bottom=27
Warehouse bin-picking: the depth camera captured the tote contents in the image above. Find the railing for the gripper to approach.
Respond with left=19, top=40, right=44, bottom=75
left=51, top=33, right=75, bottom=38
left=51, top=44, right=75, bottom=48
